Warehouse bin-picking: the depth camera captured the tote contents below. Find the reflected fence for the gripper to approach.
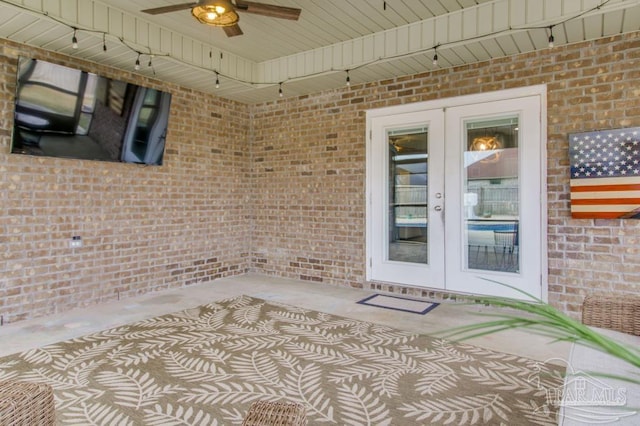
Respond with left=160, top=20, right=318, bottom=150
left=392, top=184, right=520, bottom=273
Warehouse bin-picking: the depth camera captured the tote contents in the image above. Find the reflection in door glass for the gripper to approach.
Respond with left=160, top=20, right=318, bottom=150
left=464, top=117, right=520, bottom=273
left=388, top=128, right=428, bottom=264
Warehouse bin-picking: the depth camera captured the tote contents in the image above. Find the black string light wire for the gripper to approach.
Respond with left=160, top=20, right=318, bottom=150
left=0, top=0, right=614, bottom=97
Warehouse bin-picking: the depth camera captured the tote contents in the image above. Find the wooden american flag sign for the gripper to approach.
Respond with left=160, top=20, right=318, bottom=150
left=570, top=127, right=640, bottom=219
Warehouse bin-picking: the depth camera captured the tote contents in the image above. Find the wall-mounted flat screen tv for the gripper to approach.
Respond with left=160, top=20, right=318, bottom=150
left=11, top=57, right=172, bottom=165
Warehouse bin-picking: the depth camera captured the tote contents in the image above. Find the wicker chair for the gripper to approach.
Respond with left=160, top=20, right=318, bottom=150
left=581, top=294, right=640, bottom=336
left=242, top=400, right=307, bottom=426
left=0, top=381, right=55, bottom=425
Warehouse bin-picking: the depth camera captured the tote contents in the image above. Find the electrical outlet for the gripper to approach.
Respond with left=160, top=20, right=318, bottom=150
left=70, top=236, right=83, bottom=248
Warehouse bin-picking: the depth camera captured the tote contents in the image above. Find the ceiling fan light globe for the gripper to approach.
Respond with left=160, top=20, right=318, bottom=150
left=191, top=1, right=238, bottom=26
left=470, top=136, right=501, bottom=151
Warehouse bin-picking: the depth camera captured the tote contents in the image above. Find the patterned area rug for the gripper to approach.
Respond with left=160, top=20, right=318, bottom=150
left=0, top=295, right=563, bottom=425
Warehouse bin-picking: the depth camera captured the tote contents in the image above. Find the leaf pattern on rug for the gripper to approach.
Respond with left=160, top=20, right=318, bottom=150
left=163, top=350, right=231, bottom=382
left=143, top=403, right=218, bottom=426
left=55, top=389, right=105, bottom=411
left=399, top=393, right=511, bottom=424
left=283, top=363, right=335, bottom=422
left=283, top=342, right=358, bottom=366
left=337, top=383, right=391, bottom=426
left=413, top=369, right=458, bottom=396
left=63, top=401, right=135, bottom=426
left=0, top=295, right=563, bottom=425
left=180, top=381, right=284, bottom=406
left=95, top=368, right=185, bottom=409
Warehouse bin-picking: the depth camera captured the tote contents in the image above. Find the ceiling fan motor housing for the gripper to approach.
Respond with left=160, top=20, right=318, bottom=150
left=140, top=0, right=300, bottom=36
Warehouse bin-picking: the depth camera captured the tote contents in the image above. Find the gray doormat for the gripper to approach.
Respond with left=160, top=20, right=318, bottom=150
left=357, top=294, right=439, bottom=315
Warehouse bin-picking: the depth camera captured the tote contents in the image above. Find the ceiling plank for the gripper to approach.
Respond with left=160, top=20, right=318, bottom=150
left=621, top=5, right=640, bottom=32
left=0, top=0, right=638, bottom=104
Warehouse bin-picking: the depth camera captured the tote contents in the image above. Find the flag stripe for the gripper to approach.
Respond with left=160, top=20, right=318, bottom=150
left=571, top=204, right=640, bottom=212
left=571, top=212, right=624, bottom=219
left=571, top=199, right=640, bottom=205
left=570, top=176, right=640, bottom=186
left=570, top=184, right=640, bottom=193
left=571, top=190, right=640, bottom=200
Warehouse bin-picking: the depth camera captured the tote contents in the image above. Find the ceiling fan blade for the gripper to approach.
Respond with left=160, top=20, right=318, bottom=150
left=141, top=2, right=197, bottom=15
left=223, top=24, right=244, bottom=37
left=235, top=1, right=301, bottom=20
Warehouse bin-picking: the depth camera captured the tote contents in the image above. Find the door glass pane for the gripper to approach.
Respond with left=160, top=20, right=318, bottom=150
left=463, top=117, right=520, bottom=273
left=388, top=128, right=428, bottom=264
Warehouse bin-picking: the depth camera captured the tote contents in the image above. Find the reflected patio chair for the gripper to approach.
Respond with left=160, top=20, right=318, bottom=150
left=469, top=242, right=490, bottom=269
left=493, top=227, right=518, bottom=271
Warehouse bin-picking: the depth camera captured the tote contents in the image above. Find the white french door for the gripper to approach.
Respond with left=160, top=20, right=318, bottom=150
left=368, top=110, right=445, bottom=288
left=366, top=87, right=546, bottom=300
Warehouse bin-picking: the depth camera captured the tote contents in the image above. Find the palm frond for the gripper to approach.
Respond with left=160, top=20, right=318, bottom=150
left=437, top=278, right=640, bottom=378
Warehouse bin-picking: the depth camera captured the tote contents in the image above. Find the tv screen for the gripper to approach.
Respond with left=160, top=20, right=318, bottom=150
left=11, top=57, right=172, bottom=165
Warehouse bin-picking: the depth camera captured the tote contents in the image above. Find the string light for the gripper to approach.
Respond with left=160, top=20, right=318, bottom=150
left=71, top=28, right=78, bottom=49
left=215, top=72, right=220, bottom=89
left=346, top=70, right=350, bottom=86
left=3, top=0, right=611, bottom=99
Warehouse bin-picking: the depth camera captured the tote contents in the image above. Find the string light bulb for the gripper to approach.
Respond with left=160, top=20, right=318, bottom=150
left=346, top=70, right=351, bottom=87
left=548, top=26, right=555, bottom=48
left=432, top=51, right=438, bottom=66
left=215, top=72, right=220, bottom=89
left=134, top=54, right=141, bottom=71
left=71, top=29, right=78, bottom=49
left=148, top=55, right=153, bottom=67
left=102, top=34, right=107, bottom=52
left=278, top=82, right=283, bottom=98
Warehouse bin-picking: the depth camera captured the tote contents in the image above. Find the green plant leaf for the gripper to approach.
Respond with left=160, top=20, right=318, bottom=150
left=436, top=278, right=640, bottom=383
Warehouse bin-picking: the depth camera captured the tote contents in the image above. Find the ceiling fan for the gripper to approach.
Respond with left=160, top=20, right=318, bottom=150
left=140, top=0, right=301, bottom=37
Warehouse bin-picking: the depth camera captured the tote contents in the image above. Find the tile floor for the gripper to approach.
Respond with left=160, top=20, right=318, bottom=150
left=0, top=274, right=570, bottom=363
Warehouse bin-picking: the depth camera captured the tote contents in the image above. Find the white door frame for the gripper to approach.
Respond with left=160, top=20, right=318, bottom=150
left=366, top=85, right=548, bottom=301
left=368, top=109, right=445, bottom=288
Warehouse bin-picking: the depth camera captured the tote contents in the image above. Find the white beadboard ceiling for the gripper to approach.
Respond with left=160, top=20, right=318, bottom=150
left=0, top=0, right=639, bottom=104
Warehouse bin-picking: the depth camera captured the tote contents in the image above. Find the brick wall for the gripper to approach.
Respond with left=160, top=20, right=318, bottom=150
left=250, top=92, right=366, bottom=288
left=0, top=40, right=251, bottom=323
left=250, top=32, right=640, bottom=318
left=2, top=32, right=639, bottom=323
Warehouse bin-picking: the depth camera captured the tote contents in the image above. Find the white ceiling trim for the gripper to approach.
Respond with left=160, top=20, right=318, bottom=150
left=258, top=0, right=640, bottom=86
left=1, top=0, right=639, bottom=104
left=0, top=0, right=256, bottom=84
